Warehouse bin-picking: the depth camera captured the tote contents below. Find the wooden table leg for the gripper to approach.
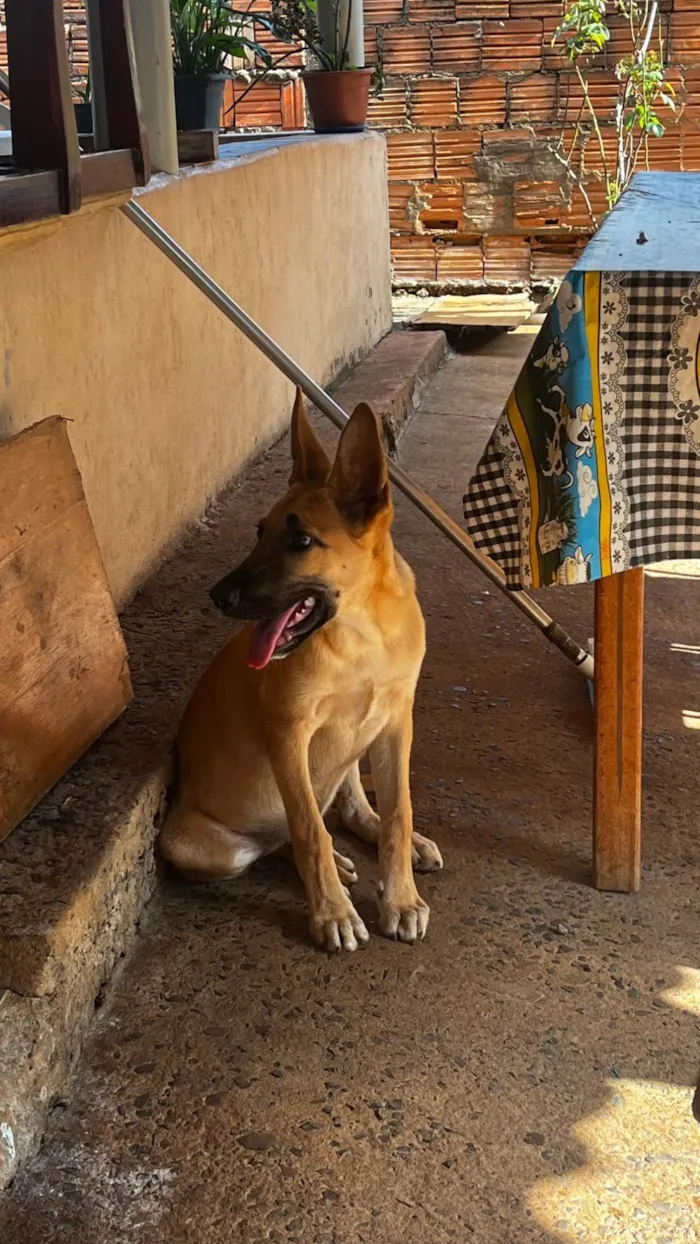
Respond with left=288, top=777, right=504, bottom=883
left=593, top=567, right=644, bottom=892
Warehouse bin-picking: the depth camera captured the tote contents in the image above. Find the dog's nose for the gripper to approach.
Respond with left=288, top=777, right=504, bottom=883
left=209, top=576, right=240, bottom=613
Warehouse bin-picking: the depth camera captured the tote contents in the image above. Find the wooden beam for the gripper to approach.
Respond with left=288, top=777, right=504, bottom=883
left=177, top=129, right=220, bottom=166
left=5, top=0, right=81, bottom=213
left=0, top=169, right=63, bottom=228
left=97, top=0, right=151, bottom=184
left=593, top=567, right=645, bottom=892
left=81, top=149, right=139, bottom=198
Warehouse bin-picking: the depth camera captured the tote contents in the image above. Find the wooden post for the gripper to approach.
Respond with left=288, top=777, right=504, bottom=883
left=95, top=0, right=150, bottom=183
left=593, top=567, right=645, bottom=892
left=127, top=0, right=179, bottom=175
left=5, top=0, right=81, bottom=213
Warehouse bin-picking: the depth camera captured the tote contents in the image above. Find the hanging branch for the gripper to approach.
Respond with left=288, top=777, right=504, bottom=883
left=549, top=0, right=681, bottom=227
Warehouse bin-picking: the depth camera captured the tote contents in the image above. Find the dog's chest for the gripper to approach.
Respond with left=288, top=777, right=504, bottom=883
left=315, top=673, right=402, bottom=753
left=341, top=684, right=383, bottom=736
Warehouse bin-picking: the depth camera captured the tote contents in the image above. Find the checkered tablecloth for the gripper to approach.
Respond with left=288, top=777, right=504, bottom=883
left=462, top=269, right=700, bottom=589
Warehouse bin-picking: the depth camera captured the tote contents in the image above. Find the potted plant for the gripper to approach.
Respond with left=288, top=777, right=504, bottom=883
left=268, top=0, right=374, bottom=133
left=74, top=74, right=92, bottom=135
left=170, top=0, right=272, bottom=132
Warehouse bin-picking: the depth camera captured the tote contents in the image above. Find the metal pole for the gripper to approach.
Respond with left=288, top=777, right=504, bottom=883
left=317, top=0, right=364, bottom=68
left=121, top=198, right=595, bottom=680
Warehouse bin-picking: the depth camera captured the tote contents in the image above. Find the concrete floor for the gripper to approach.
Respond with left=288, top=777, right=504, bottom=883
left=2, top=333, right=700, bottom=1243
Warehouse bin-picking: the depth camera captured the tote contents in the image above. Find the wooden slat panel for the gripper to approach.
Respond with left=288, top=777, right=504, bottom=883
left=593, top=567, right=644, bottom=892
left=5, top=0, right=81, bottom=212
left=0, top=418, right=132, bottom=843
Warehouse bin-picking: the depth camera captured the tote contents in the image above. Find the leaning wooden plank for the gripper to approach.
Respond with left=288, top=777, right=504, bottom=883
left=415, top=293, right=536, bottom=329
left=593, top=567, right=644, bottom=892
left=0, top=418, right=132, bottom=843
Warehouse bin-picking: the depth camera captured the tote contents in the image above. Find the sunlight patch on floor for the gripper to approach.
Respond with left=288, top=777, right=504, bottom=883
left=529, top=1078, right=699, bottom=1242
left=646, top=560, right=700, bottom=580
left=529, top=966, right=700, bottom=1242
left=662, top=965, right=700, bottom=1018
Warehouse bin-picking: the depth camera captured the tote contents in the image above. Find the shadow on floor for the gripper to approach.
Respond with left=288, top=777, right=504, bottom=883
left=2, top=338, right=699, bottom=1243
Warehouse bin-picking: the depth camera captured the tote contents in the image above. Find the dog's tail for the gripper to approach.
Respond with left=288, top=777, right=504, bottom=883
left=155, top=742, right=179, bottom=831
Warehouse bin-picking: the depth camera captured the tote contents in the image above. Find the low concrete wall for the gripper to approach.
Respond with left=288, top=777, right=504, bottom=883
left=0, top=133, right=392, bottom=606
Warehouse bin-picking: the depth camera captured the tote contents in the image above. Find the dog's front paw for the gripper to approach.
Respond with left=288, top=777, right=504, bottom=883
left=378, top=883, right=430, bottom=944
left=309, top=890, right=370, bottom=953
left=411, top=832, right=443, bottom=873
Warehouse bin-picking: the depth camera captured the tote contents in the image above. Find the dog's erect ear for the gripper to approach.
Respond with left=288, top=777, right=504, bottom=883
left=289, top=388, right=332, bottom=486
left=329, top=403, right=390, bottom=531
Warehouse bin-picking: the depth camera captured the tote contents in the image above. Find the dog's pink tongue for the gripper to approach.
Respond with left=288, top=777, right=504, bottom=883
left=247, top=604, right=299, bottom=671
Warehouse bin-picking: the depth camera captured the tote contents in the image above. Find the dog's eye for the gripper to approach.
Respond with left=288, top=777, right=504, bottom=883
left=289, top=530, right=312, bottom=551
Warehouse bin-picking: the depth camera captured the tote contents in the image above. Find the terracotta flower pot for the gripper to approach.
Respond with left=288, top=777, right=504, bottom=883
left=302, top=68, right=373, bottom=134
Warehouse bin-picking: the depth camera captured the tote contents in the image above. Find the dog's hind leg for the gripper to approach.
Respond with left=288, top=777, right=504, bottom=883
left=335, top=762, right=381, bottom=843
left=159, top=801, right=277, bottom=883
left=335, top=762, right=444, bottom=874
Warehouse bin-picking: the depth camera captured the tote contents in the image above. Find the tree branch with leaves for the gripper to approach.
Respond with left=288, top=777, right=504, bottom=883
left=552, top=0, right=682, bottom=224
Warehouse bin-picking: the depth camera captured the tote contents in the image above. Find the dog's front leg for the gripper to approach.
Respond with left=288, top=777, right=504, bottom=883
left=270, top=734, right=369, bottom=952
left=369, top=713, right=430, bottom=944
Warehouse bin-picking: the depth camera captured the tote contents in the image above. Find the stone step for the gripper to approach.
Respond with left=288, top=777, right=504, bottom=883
left=0, top=327, right=446, bottom=1188
left=327, top=329, right=446, bottom=452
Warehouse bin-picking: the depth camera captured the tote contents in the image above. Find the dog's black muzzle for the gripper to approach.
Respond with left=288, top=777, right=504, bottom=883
left=209, top=568, right=279, bottom=620
left=210, top=562, right=336, bottom=627
left=209, top=569, right=245, bottom=616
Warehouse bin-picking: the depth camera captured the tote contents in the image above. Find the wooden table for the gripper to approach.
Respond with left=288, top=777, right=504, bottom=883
left=463, top=172, right=700, bottom=892
left=593, top=568, right=644, bottom=891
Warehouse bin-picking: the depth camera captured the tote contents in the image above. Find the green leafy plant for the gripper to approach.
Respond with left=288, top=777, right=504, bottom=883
left=266, top=0, right=361, bottom=71
left=170, top=0, right=272, bottom=75
left=75, top=70, right=91, bottom=105
left=552, top=0, right=681, bottom=222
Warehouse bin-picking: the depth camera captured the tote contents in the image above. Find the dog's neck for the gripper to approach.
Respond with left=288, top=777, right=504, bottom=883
left=333, top=530, right=408, bottom=635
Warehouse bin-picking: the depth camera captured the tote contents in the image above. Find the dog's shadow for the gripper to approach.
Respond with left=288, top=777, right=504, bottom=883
left=159, top=830, right=382, bottom=949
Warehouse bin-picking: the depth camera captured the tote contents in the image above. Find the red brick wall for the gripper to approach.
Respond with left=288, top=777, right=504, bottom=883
left=4, top=3, right=698, bottom=290
left=0, top=2, right=89, bottom=96
left=364, top=0, right=700, bottom=287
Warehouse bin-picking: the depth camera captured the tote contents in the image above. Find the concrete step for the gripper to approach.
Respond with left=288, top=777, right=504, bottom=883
left=327, top=329, right=446, bottom=452
left=0, top=328, right=446, bottom=1188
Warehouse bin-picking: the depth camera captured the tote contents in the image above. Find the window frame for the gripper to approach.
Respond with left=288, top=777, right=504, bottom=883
left=0, top=0, right=150, bottom=231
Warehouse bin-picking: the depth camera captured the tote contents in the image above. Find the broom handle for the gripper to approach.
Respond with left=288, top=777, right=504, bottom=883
left=122, top=199, right=594, bottom=680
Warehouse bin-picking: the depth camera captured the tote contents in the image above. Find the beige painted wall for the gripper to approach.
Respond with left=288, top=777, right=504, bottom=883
left=0, top=133, right=392, bottom=605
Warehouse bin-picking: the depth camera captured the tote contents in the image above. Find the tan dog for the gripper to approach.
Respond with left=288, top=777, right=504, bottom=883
left=159, top=390, right=442, bottom=951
